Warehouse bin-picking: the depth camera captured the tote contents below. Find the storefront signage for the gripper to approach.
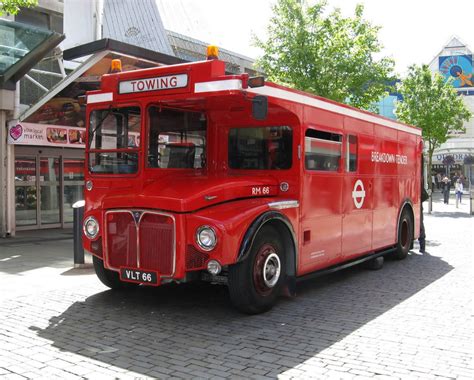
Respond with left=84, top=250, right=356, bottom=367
left=7, top=122, right=86, bottom=148
left=119, top=73, right=188, bottom=94
left=432, top=153, right=473, bottom=164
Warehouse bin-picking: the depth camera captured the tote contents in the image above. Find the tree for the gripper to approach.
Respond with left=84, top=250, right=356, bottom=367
left=254, top=0, right=395, bottom=110
left=396, top=64, right=472, bottom=190
left=442, top=155, right=455, bottom=176
left=0, top=0, right=37, bottom=16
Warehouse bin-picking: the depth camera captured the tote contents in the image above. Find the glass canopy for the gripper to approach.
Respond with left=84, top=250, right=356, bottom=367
left=0, top=19, right=63, bottom=89
left=21, top=38, right=185, bottom=123
left=23, top=52, right=161, bottom=127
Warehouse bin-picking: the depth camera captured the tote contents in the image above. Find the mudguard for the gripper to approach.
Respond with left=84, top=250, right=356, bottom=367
left=237, top=210, right=298, bottom=296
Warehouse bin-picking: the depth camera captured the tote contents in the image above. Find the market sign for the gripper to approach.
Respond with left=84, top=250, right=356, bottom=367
left=119, top=73, right=188, bottom=94
left=7, top=121, right=85, bottom=148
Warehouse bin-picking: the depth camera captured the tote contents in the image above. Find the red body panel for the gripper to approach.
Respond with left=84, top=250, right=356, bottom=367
left=83, top=59, right=422, bottom=283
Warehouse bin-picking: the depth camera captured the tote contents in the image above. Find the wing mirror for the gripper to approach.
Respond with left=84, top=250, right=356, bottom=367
left=252, top=95, right=268, bottom=120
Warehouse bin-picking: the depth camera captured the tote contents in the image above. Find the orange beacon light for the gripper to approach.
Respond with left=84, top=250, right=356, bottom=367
left=206, top=45, right=219, bottom=60
left=110, top=59, right=122, bottom=73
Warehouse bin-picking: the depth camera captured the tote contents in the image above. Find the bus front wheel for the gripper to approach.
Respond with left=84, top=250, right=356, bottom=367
left=93, top=255, right=137, bottom=289
left=228, top=225, right=286, bottom=314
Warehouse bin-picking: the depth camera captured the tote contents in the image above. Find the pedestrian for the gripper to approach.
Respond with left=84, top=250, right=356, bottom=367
left=452, top=173, right=458, bottom=186
left=442, top=176, right=451, bottom=204
left=419, top=184, right=429, bottom=253
left=436, top=173, right=442, bottom=190
left=455, top=178, right=463, bottom=208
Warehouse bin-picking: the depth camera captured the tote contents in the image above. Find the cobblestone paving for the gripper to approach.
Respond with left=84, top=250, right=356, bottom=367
left=0, top=196, right=472, bottom=379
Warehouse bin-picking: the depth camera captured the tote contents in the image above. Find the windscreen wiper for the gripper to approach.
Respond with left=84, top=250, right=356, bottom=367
left=89, top=106, right=113, bottom=147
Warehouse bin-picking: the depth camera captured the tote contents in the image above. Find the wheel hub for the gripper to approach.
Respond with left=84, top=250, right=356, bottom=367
left=253, top=244, right=281, bottom=296
left=263, top=253, right=281, bottom=288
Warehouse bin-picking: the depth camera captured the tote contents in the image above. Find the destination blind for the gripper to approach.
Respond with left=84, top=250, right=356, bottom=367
left=119, top=74, right=188, bottom=94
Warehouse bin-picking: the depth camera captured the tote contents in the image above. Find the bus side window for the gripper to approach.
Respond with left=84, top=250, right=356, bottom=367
left=346, top=134, right=358, bottom=172
left=305, top=129, right=342, bottom=172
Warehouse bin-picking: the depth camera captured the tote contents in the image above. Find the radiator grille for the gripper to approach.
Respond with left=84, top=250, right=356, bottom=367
left=105, top=210, right=175, bottom=276
left=186, top=244, right=209, bottom=270
left=139, top=214, right=174, bottom=276
left=106, top=212, right=138, bottom=269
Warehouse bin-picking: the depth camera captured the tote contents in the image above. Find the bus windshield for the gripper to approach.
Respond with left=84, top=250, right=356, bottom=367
left=147, top=107, right=206, bottom=169
left=88, top=106, right=141, bottom=174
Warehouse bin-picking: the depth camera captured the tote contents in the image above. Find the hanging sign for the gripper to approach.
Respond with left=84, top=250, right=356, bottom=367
left=7, top=121, right=86, bottom=148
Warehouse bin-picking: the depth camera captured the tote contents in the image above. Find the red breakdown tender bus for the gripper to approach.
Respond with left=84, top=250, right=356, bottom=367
left=83, top=55, right=422, bottom=314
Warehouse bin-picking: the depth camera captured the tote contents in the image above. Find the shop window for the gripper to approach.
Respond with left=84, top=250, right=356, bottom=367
left=15, top=8, right=49, bottom=30
left=50, top=14, right=63, bottom=34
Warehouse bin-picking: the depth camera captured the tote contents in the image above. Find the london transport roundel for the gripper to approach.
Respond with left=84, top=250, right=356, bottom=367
left=352, top=180, right=366, bottom=209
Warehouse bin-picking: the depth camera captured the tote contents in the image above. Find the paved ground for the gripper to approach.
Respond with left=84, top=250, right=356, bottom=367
left=0, top=193, right=472, bottom=379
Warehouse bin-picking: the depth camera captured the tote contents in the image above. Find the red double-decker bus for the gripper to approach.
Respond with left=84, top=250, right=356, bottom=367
left=83, top=51, right=422, bottom=314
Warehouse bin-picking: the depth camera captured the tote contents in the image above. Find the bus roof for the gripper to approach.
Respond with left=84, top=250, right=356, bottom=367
left=87, top=59, right=421, bottom=137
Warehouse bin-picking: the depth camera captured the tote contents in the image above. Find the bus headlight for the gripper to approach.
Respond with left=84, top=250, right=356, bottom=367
left=83, top=216, right=99, bottom=239
left=196, top=226, right=217, bottom=251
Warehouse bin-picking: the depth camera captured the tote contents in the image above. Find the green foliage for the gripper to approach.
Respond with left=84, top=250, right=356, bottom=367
left=254, top=0, right=395, bottom=110
left=0, top=0, right=37, bottom=15
left=396, top=64, right=472, bottom=187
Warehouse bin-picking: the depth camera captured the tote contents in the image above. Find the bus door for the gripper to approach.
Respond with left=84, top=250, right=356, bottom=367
left=300, top=128, right=343, bottom=273
left=341, top=133, right=373, bottom=259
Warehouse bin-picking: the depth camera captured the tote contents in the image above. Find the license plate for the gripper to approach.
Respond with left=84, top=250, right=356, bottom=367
left=120, top=268, right=159, bottom=285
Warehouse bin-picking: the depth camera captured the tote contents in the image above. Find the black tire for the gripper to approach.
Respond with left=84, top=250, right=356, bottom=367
left=93, top=256, right=137, bottom=289
left=228, top=225, right=286, bottom=314
left=392, top=209, right=413, bottom=260
left=365, top=256, right=384, bottom=270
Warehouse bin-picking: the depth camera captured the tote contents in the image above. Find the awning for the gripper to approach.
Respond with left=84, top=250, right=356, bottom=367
left=0, top=19, right=64, bottom=90
left=20, top=38, right=187, bottom=123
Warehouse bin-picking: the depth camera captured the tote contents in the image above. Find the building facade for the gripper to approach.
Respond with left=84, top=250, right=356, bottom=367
left=1, top=0, right=65, bottom=237
left=428, top=37, right=474, bottom=183
left=375, top=37, right=474, bottom=186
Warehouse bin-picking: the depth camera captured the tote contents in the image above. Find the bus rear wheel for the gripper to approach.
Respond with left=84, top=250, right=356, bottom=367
left=93, top=255, right=137, bottom=289
left=228, top=225, right=285, bottom=314
left=392, top=210, right=413, bottom=260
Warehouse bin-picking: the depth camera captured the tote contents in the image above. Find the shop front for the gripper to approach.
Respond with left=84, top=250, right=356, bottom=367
left=9, top=112, right=88, bottom=230
left=431, top=151, right=474, bottom=189
left=14, top=146, right=84, bottom=229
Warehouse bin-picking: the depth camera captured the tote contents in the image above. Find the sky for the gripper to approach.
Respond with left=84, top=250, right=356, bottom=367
left=156, top=0, right=474, bottom=75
